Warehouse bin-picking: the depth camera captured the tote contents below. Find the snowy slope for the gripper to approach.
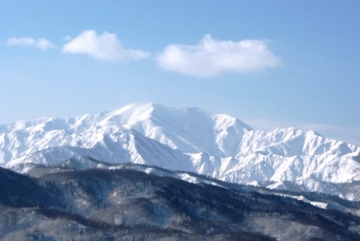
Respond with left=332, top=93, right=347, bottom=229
left=1, top=103, right=360, bottom=200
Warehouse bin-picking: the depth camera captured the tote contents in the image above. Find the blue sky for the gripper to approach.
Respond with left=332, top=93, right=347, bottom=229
left=1, top=1, right=360, bottom=145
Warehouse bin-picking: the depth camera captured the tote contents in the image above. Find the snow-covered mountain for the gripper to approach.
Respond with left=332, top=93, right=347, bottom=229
left=1, top=103, right=360, bottom=200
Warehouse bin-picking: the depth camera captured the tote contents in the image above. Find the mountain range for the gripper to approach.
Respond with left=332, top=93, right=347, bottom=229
left=1, top=103, right=360, bottom=200
left=2, top=164, right=360, bottom=240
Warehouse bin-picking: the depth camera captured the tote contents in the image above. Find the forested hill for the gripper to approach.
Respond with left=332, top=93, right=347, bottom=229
left=1, top=164, right=360, bottom=241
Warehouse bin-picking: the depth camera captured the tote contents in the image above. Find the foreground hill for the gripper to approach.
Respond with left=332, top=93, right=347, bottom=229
left=1, top=164, right=360, bottom=241
left=1, top=103, right=359, bottom=200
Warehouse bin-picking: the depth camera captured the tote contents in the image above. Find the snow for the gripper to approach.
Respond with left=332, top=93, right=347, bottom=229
left=1, top=102, right=360, bottom=200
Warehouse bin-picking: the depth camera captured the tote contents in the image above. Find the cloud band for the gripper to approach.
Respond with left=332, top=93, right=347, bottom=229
left=7, top=37, right=54, bottom=50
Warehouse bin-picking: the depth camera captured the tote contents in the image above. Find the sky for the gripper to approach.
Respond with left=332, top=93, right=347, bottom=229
left=1, top=1, right=360, bottom=145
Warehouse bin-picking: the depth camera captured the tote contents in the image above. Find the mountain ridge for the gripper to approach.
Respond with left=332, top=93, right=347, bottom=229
left=1, top=103, right=359, bottom=200
left=2, top=164, right=360, bottom=240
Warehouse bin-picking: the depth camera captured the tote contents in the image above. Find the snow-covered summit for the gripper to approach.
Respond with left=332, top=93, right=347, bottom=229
left=1, top=103, right=360, bottom=200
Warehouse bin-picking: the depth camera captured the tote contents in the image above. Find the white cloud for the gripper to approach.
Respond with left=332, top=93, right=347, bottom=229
left=62, top=30, right=150, bottom=61
left=157, top=34, right=283, bottom=77
left=7, top=37, right=55, bottom=50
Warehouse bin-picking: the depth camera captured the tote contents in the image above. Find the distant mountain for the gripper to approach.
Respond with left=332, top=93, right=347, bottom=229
left=1, top=164, right=360, bottom=241
left=1, top=103, right=360, bottom=200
